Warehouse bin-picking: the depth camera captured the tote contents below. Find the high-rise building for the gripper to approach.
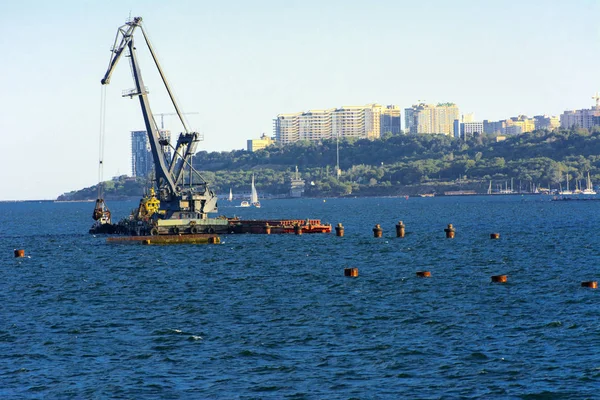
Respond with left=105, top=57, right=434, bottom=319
left=131, top=130, right=151, bottom=178
left=380, top=105, right=401, bottom=135
left=404, top=102, right=460, bottom=136
left=247, top=133, right=275, bottom=152
left=273, top=112, right=301, bottom=144
left=130, top=130, right=172, bottom=177
left=331, top=104, right=382, bottom=140
left=274, top=103, right=391, bottom=144
left=560, top=95, right=600, bottom=129
left=299, top=109, right=334, bottom=141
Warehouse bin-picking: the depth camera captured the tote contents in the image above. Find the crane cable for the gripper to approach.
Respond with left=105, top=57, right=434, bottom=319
left=98, top=85, right=107, bottom=199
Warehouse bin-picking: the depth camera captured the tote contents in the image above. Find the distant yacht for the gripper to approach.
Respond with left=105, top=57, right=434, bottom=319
left=582, top=172, right=596, bottom=195
left=559, top=174, right=573, bottom=195
left=251, top=174, right=260, bottom=208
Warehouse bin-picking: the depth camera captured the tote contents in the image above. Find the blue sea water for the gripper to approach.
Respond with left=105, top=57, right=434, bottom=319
left=0, top=196, right=599, bottom=399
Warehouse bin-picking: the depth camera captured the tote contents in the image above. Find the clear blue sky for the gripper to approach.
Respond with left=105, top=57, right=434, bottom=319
left=1, top=0, right=598, bottom=200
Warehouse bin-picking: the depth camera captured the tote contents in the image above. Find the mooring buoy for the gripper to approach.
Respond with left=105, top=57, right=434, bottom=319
left=373, top=224, right=383, bottom=238
left=396, top=221, right=406, bottom=238
left=335, top=223, right=344, bottom=237
left=444, top=224, right=455, bottom=239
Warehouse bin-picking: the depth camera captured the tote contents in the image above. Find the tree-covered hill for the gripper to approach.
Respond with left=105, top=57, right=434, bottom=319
left=57, top=127, right=600, bottom=200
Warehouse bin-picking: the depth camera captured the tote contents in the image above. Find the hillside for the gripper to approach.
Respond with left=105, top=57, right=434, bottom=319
left=57, top=127, right=600, bottom=200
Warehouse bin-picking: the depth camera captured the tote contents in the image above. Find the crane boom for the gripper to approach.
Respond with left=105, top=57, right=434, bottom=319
left=100, top=17, right=217, bottom=219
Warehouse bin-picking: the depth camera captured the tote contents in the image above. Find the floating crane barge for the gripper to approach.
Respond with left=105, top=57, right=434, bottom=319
left=90, top=17, right=330, bottom=242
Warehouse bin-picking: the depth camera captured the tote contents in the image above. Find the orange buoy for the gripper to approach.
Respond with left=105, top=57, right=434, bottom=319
left=373, top=224, right=383, bottom=238
left=335, top=223, right=344, bottom=237
left=444, top=224, right=455, bottom=238
left=264, top=224, right=271, bottom=235
left=490, top=233, right=500, bottom=239
left=14, top=249, right=25, bottom=258
left=141, top=239, right=151, bottom=245
left=395, top=221, right=406, bottom=238
left=581, top=281, right=598, bottom=289
left=416, top=271, right=431, bottom=278
left=491, top=275, right=507, bottom=283
left=294, top=224, right=302, bottom=235
left=344, top=268, right=359, bottom=277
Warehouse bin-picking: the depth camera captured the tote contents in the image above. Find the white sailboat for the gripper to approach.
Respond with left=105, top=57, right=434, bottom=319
left=559, top=173, right=573, bottom=195
left=228, top=188, right=233, bottom=201
left=582, top=172, right=597, bottom=195
left=251, top=174, right=260, bottom=208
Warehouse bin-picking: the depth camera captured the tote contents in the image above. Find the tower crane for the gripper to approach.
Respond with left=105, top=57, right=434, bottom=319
left=154, top=112, right=200, bottom=130
left=100, top=16, right=218, bottom=227
left=592, top=92, right=600, bottom=108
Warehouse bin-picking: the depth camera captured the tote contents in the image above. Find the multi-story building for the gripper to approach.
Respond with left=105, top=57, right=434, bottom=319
left=459, top=122, right=484, bottom=139
left=404, top=102, right=460, bottom=136
left=380, top=105, right=402, bottom=135
left=559, top=94, right=600, bottom=129
left=131, top=130, right=171, bottom=177
left=274, top=103, right=390, bottom=144
left=247, top=133, right=275, bottom=152
left=534, top=115, right=560, bottom=130
left=299, top=109, right=334, bottom=141
left=332, top=104, right=383, bottom=140
left=273, top=112, right=301, bottom=144
left=483, top=116, right=535, bottom=135
left=131, top=130, right=151, bottom=177
left=483, top=120, right=507, bottom=135
left=505, top=115, right=536, bottom=135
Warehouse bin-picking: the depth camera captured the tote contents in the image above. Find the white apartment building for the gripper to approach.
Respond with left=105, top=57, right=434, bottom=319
left=460, top=122, right=484, bottom=139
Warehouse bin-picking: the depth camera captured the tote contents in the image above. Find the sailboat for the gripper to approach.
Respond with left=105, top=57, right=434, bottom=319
left=559, top=173, right=573, bottom=195
left=228, top=188, right=233, bottom=201
left=251, top=174, right=260, bottom=208
left=582, top=172, right=597, bottom=195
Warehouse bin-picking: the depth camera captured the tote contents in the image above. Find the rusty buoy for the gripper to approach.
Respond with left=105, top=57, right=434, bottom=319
left=264, top=224, right=271, bottom=235
left=14, top=249, right=25, bottom=258
left=416, top=271, right=431, bottom=278
left=444, top=224, right=455, bottom=239
left=344, top=268, right=359, bottom=277
left=335, top=223, right=344, bottom=237
left=395, top=221, right=406, bottom=238
left=294, top=224, right=302, bottom=235
left=373, top=224, right=383, bottom=238
left=491, top=275, right=507, bottom=283
left=581, top=281, right=598, bottom=289
left=490, top=233, right=500, bottom=239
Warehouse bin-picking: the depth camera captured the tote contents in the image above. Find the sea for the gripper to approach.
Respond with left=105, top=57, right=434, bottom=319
left=0, top=195, right=599, bottom=399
